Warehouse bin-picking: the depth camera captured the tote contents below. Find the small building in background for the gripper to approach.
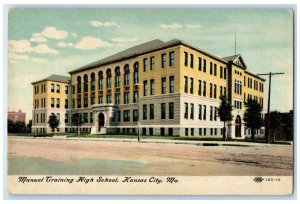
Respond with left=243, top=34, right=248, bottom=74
left=8, top=110, right=26, bottom=123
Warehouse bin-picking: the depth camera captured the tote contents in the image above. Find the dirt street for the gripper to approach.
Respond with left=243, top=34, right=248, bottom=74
left=7, top=137, right=293, bottom=176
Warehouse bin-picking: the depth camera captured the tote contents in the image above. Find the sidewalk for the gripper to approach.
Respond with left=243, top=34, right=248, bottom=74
left=9, top=135, right=292, bottom=147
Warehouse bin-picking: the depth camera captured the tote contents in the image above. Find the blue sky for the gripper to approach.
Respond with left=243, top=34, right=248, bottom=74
left=7, top=8, right=293, bottom=121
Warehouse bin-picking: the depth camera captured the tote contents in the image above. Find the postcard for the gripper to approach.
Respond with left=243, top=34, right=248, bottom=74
left=7, top=7, right=294, bottom=195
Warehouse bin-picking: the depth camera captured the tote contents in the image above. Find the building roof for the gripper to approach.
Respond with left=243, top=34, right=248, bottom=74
left=244, top=70, right=266, bottom=81
left=31, top=74, right=70, bottom=85
left=222, top=54, right=247, bottom=69
left=69, top=39, right=228, bottom=74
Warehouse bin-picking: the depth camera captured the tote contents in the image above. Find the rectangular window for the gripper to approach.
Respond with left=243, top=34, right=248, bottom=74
left=133, top=91, right=138, bottom=103
left=169, top=102, right=174, bottom=119
left=134, top=71, right=138, bottom=84
left=210, top=128, right=213, bottom=136
left=98, top=79, right=103, bottom=90
left=72, top=99, right=75, bottom=109
left=118, top=111, right=121, bottom=122
left=185, top=128, right=188, bottom=136
left=83, top=113, right=88, bottom=123
left=133, top=109, right=138, bottom=122
left=107, top=77, right=112, bottom=88
left=98, top=95, right=103, bottom=104
left=184, top=103, right=188, bottom=119
left=115, top=75, right=120, bottom=87
left=143, top=80, right=148, bottom=96
left=203, top=59, right=206, bottom=72
left=65, top=86, right=68, bottom=94
left=143, top=105, right=147, bottom=120
left=190, top=54, right=194, bottom=68
left=77, top=99, right=81, bottom=108
left=198, top=57, right=202, bottom=71
left=203, top=105, right=207, bottom=120
left=115, top=93, right=120, bottom=104
left=161, top=53, right=167, bottom=68
left=161, top=77, right=166, bottom=94
left=161, top=128, right=165, bottom=136
left=169, top=51, right=174, bottom=67
left=56, top=98, right=60, bottom=108
left=214, top=64, right=217, bottom=76
left=90, top=113, right=93, bottom=123
left=169, top=76, right=174, bottom=93
left=91, top=97, right=95, bottom=105
left=184, top=76, right=188, bottom=93
left=168, top=128, right=173, bottom=136
left=107, top=94, right=112, bottom=104
left=198, top=105, right=202, bottom=120
left=184, top=52, right=188, bottom=66
left=214, top=84, right=217, bottom=99
left=199, top=128, right=202, bottom=136
left=51, top=98, right=54, bottom=108
left=190, top=77, right=194, bottom=94
left=220, top=66, right=223, bottom=78
left=161, top=103, right=166, bottom=119
left=191, top=128, right=194, bottom=136
left=65, top=99, right=68, bottom=109
left=123, top=110, right=130, bottom=122
left=190, top=103, right=194, bottom=120
left=150, top=79, right=155, bottom=95
left=224, top=68, right=227, bottom=79
left=124, top=92, right=130, bottom=104
left=51, top=84, right=54, bottom=92
left=204, top=128, right=207, bottom=136
left=150, top=56, right=155, bottom=70
left=203, top=81, right=206, bottom=96
left=84, top=97, right=88, bottom=107
left=210, top=106, right=213, bottom=121
left=150, top=104, right=154, bottom=120
left=224, top=87, right=227, bottom=96
left=143, top=58, right=147, bottom=72
left=214, top=107, right=217, bottom=121
left=56, top=84, right=60, bottom=93
left=210, top=62, right=213, bottom=75
left=198, top=80, right=202, bottom=96
left=209, top=83, right=212, bottom=98
left=220, top=86, right=223, bottom=97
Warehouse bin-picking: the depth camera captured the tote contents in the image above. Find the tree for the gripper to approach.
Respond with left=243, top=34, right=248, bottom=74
left=8, top=120, right=26, bottom=133
left=217, top=95, right=233, bottom=140
left=243, top=99, right=263, bottom=141
left=48, top=113, right=59, bottom=136
left=27, top=120, right=32, bottom=133
left=72, top=112, right=83, bottom=136
left=269, top=111, right=283, bottom=142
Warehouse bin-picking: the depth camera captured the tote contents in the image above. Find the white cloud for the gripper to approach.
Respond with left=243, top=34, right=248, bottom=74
left=160, top=23, right=183, bottom=29
left=90, top=21, right=118, bottom=27
left=112, top=37, right=137, bottom=43
left=30, top=36, right=48, bottom=43
left=75, top=36, right=112, bottom=50
left=32, top=33, right=42, bottom=37
left=33, top=44, right=59, bottom=54
left=72, top=33, right=77, bottom=37
left=8, top=40, right=33, bottom=53
left=32, top=58, right=49, bottom=63
left=8, top=52, right=29, bottom=62
left=41, top=26, right=68, bottom=39
left=57, top=42, right=74, bottom=48
left=185, top=24, right=202, bottom=28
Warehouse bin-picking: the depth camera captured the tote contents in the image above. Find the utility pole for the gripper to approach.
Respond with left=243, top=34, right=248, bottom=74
left=257, top=72, right=284, bottom=143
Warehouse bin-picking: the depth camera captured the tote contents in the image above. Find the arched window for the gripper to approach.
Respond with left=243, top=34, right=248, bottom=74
left=124, top=64, right=130, bottom=86
left=83, top=74, right=88, bottom=92
left=77, top=76, right=81, bottom=93
left=133, top=62, right=139, bottom=84
left=98, top=71, right=103, bottom=90
left=106, top=69, right=112, bottom=89
left=90, top=73, right=95, bottom=91
left=115, top=66, right=120, bottom=87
